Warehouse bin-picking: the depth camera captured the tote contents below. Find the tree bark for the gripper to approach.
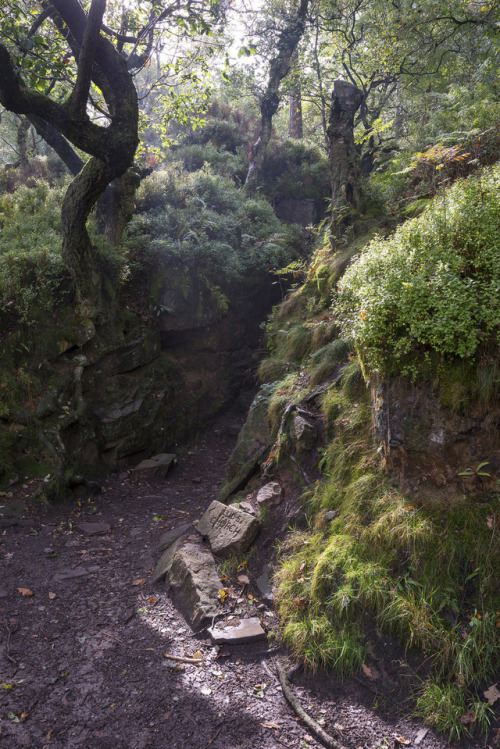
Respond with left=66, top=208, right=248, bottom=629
left=289, top=91, right=303, bottom=139
left=288, top=48, right=303, bottom=139
left=245, top=0, right=309, bottom=189
left=28, top=115, right=84, bottom=176
left=16, top=116, right=31, bottom=167
left=95, top=169, right=143, bottom=248
left=327, top=79, right=364, bottom=238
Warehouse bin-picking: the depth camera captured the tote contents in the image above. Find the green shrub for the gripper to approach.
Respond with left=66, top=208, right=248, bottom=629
left=126, top=166, right=298, bottom=292
left=0, top=180, right=71, bottom=322
left=337, top=164, right=500, bottom=378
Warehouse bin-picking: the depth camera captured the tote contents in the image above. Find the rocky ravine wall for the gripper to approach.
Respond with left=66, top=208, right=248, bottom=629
left=0, top=268, right=278, bottom=481
left=371, top=377, right=500, bottom=493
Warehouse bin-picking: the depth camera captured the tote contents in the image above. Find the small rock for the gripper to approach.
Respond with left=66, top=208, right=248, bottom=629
left=324, top=510, right=338, bottom=521
left=414, top=728, right=429, bottom=745
left=76, top=522, right=111, bottom=536
left=239, top=500, right=257, bottom=516
left=257, top=565, right=275, bottom=603
left=208, top=617, right=266, bottom=645
left=256, top=482, right=282, bottom=508
left=133, top=453, right=176, bottom=479
left=290, top=414, right=317, bottom=451
left=164, top=544, right=222, bottom=627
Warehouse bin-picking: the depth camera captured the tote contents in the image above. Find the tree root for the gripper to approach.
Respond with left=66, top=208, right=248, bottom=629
left=275, top=660, right=347, bottom=749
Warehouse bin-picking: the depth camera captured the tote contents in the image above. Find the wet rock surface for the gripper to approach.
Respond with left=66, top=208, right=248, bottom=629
left=0, top=407, right=481, bottom=749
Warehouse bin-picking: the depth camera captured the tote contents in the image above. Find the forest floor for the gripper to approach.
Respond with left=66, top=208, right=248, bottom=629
left=0, top=402, right=492, bottom=749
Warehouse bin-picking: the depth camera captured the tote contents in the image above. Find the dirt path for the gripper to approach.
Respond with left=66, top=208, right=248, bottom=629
left=0, top=406, right=483, bottom=749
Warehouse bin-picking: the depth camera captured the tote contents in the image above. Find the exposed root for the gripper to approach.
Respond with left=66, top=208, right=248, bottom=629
left=275, top=660, right=347, bottom=749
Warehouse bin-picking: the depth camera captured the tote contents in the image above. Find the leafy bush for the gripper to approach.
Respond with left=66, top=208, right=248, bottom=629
left=260, top=139, right=330, bottom=208
left=0, top=180, right=71, bottom=322
left=125, top=166, right=298, bottom=291
left=168, top=143, right=247, bottom=183
left=336, top=164, right=500, bottom=378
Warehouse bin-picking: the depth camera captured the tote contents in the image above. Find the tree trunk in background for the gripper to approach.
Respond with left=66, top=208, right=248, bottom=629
left=29, top=115, right=84, bottom=176
left=288, top=48, right=303, bottom=139
left=245, top=0, right=309, bottom=189
left=289, top=91, right=303, bottom=139
left=16, top=116, right=31, bottom=167
left=327, top=79, right=364, bottom=238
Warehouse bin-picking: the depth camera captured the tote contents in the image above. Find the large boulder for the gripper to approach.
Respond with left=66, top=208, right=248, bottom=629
left=219, top=386, right=273, bottom=501
left=153, top=540, right=222, bottom=627
left=197, top=500, right=260, bottom=557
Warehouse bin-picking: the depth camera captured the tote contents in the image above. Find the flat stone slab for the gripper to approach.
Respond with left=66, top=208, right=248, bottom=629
left=256, top=482, right=282, bottom=508
left=165, top=543, right=221, bottom=628
left=208, top=617, right=266, bottom=645
left=133, top=453, right=176, bottom=479
left=53, top=566, right=91, bottom=582
left=151, top=538, right=183, bottom=584
left=197, top=500, right=259, bottom=557
left=76, top=522, right=111, bottom=536
left=155, top=522, right=192, bottom=553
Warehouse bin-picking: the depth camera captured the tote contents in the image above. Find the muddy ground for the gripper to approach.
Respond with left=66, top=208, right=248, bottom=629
left=0, top=403, right=497, bottom=749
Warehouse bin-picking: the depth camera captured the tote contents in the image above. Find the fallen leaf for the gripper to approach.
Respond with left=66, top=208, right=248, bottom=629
left=394, top=736, right=411, bottom=746
left=237, top=574, right=250, bottom=585
left=362, top=663, right=373, bottom=678
left=48, top=591, right=57, bottom=600
left=261, top=722, right=280, bottom=729
left=132, top=579, right=146, bottom=586
left=7, top=711, right=20, bottom=723
left=17, top=587, right=33, bottom=597
left=484, top=683, right=500, bottom=705
left=200, top=686, right=212, bottom=695
left=487, top=515, right=494, bottom=529
left=460, top=712, right=476, bottom=725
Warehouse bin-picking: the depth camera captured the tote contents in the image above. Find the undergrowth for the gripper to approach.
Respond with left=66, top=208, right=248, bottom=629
left=260, top=232, right=500, bottom=739
left=272, top=361, right=500, bottom=739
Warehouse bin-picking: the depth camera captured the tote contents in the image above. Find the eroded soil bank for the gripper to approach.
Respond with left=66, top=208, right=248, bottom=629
left=0, top=405, right=485, bottom=749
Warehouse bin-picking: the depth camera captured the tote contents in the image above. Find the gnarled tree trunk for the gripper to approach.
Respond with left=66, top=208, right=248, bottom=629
left=0, top=0, right=139, bottom=319
left=327, top=80, right=364, bottom=238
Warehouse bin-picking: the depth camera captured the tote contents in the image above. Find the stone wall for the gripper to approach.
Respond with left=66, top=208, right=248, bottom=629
left=371, top=377, right=500, bottom=493
left=0, top=268, right=279, bottom=480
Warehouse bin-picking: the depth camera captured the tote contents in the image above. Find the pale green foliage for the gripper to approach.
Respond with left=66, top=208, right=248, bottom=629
left=337, top=164, right=500, bottom=377
left=0, top=181, right=70, bottom=321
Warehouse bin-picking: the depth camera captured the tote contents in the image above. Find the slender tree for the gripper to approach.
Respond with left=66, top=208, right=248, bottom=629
left=245, top=0, right=310, bottom=188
